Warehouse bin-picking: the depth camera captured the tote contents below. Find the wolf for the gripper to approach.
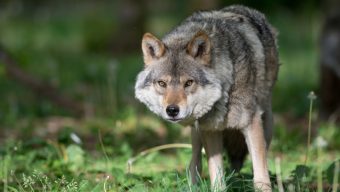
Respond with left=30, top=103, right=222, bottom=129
left=135, top=5, right=279, bottom=191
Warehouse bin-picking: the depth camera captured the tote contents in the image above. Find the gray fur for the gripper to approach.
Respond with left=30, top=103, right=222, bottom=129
left=137, top=5, right=278, bottom=129
left=135, top=5, right=279, bottom=190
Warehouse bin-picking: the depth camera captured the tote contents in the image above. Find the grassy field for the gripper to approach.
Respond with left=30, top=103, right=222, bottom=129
left=1, top=115, right=339, bottom=191
left=0, top=3, right=339, bottom=192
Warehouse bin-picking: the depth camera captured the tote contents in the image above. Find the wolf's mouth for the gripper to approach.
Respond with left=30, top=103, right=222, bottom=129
left=166, top=118, right=183, bottom=122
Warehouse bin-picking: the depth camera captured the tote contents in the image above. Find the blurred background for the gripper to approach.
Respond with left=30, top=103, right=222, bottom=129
left=0, top=0, right=339, bottom=190
left=1, top=0, right=340, bottom=152
left=0, top=0, right=339, bottom=150
left=1, top=0, right=339, bottom=141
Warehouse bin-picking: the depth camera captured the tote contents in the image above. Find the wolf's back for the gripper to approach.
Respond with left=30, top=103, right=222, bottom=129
left=221, top=5, right=279, bottom=86
left=179, top=5, right=279, bottom=87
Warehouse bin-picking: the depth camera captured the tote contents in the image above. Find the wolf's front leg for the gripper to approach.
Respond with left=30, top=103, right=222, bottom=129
left=243, top=110, right=271, bottom=191
left=201, top=131, right=225, bottom=191
left=189, top=126, right=202, bottom=184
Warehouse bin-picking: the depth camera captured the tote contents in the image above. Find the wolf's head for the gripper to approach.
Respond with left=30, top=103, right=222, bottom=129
left=135, top=31, right=222, bottom=124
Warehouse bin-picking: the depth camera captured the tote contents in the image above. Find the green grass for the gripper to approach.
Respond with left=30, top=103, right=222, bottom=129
left=0, top=116, right=339, bottom=191
left=0, top=3, right=339, bottom=192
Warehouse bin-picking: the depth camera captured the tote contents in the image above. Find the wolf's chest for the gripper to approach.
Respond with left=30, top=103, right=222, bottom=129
left=197, top=101, right=255, bottom=131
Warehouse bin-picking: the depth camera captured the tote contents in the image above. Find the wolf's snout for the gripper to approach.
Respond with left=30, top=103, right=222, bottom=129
left=166, top=105, right=180, bottom=117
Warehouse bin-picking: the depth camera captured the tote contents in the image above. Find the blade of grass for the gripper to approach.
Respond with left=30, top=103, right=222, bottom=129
left=103, top=175, right=110, bottom=192
left=127, top=143, right=192, bottom=173
left=332, top=161, right=339, bottom=192
left=275, top=157, right=284, bottom=192
left=304, top=91, right=316, bottom=165
left=2, top=155, right=8, bottom=192
left=98, top=129, right=110, bottom=169
left=317, top=137, right=323, bottom=192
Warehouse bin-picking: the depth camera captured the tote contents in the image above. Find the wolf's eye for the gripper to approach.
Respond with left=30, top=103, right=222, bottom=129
left=184, top=80, right=194, bottom=88
left=157, top=80, right=167, bottom=88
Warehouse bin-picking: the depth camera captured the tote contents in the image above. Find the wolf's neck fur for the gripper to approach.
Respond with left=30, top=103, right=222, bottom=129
left=197, top=82, right=231, bottom=130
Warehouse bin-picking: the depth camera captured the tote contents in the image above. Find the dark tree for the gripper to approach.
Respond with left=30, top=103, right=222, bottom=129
left=320, top=0, right=340, bottom=123
left=112, top=0, right=147, bottom=54
left=188, top=0, right=220, bottom=12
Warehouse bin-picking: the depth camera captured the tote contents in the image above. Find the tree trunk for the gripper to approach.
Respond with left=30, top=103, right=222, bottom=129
left=319, top=0, right=340, bottom=123
left=188, top=0, right=219, bottom=13
left=112, top=0, right=147, bottom=54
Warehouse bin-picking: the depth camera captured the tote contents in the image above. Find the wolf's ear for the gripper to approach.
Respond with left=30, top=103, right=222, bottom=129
left=187, top=31, right=211, bottom=65
left=142, top=33, right=165, bottom=66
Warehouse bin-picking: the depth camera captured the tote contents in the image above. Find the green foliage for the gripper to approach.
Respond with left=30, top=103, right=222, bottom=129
left=326, top=160, right=340, bottom=185
left=66, top=145, right=85, bottom=172
left=0, top=1, right=322, bottom=123
left=0, top=117, right=339, bottom=191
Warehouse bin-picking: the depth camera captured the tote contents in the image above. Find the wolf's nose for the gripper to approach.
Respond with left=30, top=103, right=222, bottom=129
left=166, top=105, right=179, bottom=117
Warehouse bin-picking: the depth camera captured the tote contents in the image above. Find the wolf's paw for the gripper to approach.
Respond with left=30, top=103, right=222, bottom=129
left=254, top=181, right=272, bottom=192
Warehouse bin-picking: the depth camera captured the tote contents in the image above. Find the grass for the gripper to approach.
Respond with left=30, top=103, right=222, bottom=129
left=0, top=112, right=339, bottom=191
left=0, top=109, right=339, bottom=191
left=0, top=2, right=339, bottom=192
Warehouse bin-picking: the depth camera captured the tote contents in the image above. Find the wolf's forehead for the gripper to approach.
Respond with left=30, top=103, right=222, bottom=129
left=155, top=57, right=195, bottom=77
left=152, top=61, right=210, bottom=85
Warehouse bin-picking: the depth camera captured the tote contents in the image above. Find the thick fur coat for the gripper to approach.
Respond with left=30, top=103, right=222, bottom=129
left=135, top=5, right=279, bottom=191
